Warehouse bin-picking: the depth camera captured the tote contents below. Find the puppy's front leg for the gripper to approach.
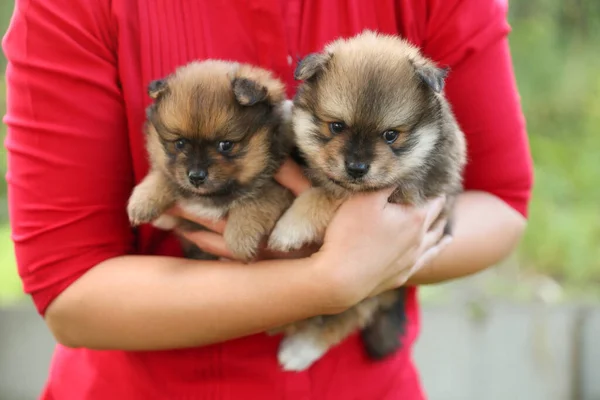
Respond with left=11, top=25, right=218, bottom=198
left=127, top=170, right=175, bottom=227
left=267, top=187, right=342, bottom=252
left=225, top=183, right=294, bottom=262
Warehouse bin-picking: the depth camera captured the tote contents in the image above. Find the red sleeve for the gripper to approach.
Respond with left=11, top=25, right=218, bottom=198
left=2, top=0, right=135, bottom=315
left=420, top=0, right=534, bottom=217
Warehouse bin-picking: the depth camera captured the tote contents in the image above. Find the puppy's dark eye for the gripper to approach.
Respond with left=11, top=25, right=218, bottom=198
left=218, top=141, right=234, bottom=153
left=175, top=138, right=187, bottom=150
left=382, top=130, right=400, bottom=144
left=328, top=122, right=346, bottom=135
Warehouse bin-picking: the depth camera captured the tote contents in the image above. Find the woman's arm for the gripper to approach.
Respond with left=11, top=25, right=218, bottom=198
left=46, top=188, right=445, bottom=351
left=3, top=0, right=136, bottom=316
left=45, top=255, right=326, bottom=350
left=402, top=0, right=534, bottom=284
left=405, top=190, right=525, bottom=285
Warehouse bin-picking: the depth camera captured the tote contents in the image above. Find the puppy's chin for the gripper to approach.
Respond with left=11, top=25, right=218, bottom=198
left=324, top=173, right=389, bottom=193
left=325, top=174, right=362, bottom=191
left=177, top=179, right=237, bottom=197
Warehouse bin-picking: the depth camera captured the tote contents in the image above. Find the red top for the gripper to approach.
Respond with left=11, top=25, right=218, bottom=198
left=2, top=0, right=533, bottom=399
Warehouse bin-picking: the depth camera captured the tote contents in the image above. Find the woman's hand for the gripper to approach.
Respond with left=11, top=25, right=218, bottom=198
left=312, top=189, right=450, bottom=311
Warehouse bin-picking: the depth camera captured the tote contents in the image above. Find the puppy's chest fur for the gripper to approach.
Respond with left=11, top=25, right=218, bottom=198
left=178, top=176, right=272, bottom=221
left=154, top=173, right=271, bottom=230
left=177, top=197, right=229, bottom=222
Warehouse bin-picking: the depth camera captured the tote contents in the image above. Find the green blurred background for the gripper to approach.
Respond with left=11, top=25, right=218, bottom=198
left=0, top=1, right=599, bottom=305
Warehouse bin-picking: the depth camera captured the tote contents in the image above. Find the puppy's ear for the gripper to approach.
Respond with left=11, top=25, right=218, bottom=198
left=412, top=60, right=449, bottom=93
left=148, top=79, right=168, bottom=99
left=232, top=78, right=269, bottom=106
left=294, top=53, right=330, bottom=81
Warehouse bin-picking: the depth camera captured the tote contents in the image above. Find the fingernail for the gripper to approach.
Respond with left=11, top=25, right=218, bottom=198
left=441, top=236, right=453, bottom=247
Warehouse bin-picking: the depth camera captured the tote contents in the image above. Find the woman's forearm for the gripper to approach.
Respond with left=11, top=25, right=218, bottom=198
left=45, top=255, right=329, bottom=351
left=44, top=190, right=523, bottom=351
left=406, top=190, right=527, bottom=285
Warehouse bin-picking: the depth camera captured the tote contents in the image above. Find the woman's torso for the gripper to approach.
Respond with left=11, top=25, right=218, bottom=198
left=42, top=1, right=426, bottom=399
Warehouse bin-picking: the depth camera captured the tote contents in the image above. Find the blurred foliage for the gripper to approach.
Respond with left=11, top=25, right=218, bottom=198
left=507, top=0, right=600, bottom=288
left=0, top=0, right=599, bottom=304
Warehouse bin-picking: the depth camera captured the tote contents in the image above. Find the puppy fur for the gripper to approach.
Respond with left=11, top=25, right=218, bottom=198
left=267, top=31, right=467, bottom=370
left=127, top=60, right=295, bottom=262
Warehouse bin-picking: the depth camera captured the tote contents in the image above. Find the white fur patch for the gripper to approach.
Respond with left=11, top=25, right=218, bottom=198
left=179, top=201, right=226, bottom=222
left=267, top=208, right=320, bottom=252
left=278, top=333, right=328, bottom=371
left=152, top=214, right=178, bottom=230
left=280, top=99, right=294, bottom=121
left=292, top=108, right=324, bottom=163
left=292, top=109, right=316, bottom=142
left=400, top=124, right=439, bottom=173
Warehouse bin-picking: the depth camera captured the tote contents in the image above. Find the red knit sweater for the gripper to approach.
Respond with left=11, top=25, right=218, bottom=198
left=2, top=0, right=533, bottom=398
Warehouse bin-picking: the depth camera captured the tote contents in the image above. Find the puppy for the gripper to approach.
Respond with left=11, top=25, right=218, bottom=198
left=267, top=31, right=467, bottom=370
left=127, top=60, right=295, bottom=262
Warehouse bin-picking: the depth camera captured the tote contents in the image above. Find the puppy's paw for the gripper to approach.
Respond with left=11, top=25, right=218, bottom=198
left=267, top=188, right=338, bottom=252
left=127, top=172, right=173, bottom=227
left=224, top=227, right=262, bottom=263
left=278, top=333, right=328, bottom=371
left=267, top=210, right=322, bottom=252
left=127, top=197, right=162, bottom=227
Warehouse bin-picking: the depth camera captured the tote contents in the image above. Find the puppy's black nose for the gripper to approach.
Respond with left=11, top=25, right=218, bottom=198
left=345, top=160, right=370, bottom=179
left=188, top=169, right=208, bottom=186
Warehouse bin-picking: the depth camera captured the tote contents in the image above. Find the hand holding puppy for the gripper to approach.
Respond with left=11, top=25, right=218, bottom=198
left=316, top=188, right=448, bottom=310
left=170, top=158, right=451, bottom=308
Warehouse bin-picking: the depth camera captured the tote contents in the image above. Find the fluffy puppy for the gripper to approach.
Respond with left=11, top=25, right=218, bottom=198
left=267, top=31, right=467, bottom=370
left=127, top=60, right=295, bottom=262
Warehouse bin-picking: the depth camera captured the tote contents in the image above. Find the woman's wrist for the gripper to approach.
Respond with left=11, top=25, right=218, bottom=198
left=305, top=250, right=374, bottom=316
left=303, top=252, right=347, bottom=315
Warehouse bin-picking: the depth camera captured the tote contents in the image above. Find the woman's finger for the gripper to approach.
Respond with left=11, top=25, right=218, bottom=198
left=418, top=218, right=448, bottom=255
left=385, top=235, right=453, bottom=290
left=274, top=158, right=312, bottom=196
left=409, top=235, right=453, bottom=278
left=421, top=196, right=446, bottom=234
left=176, top=229, right=234, bottom=259
left=167, top=205, right=227, bottom=234
left=384, top=232, right=453, bottom=290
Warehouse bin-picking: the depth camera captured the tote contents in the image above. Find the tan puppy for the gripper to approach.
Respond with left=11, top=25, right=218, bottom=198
left=267, top=31, right=467, bottom=370
left=128, top=60, right=294, bottom=262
